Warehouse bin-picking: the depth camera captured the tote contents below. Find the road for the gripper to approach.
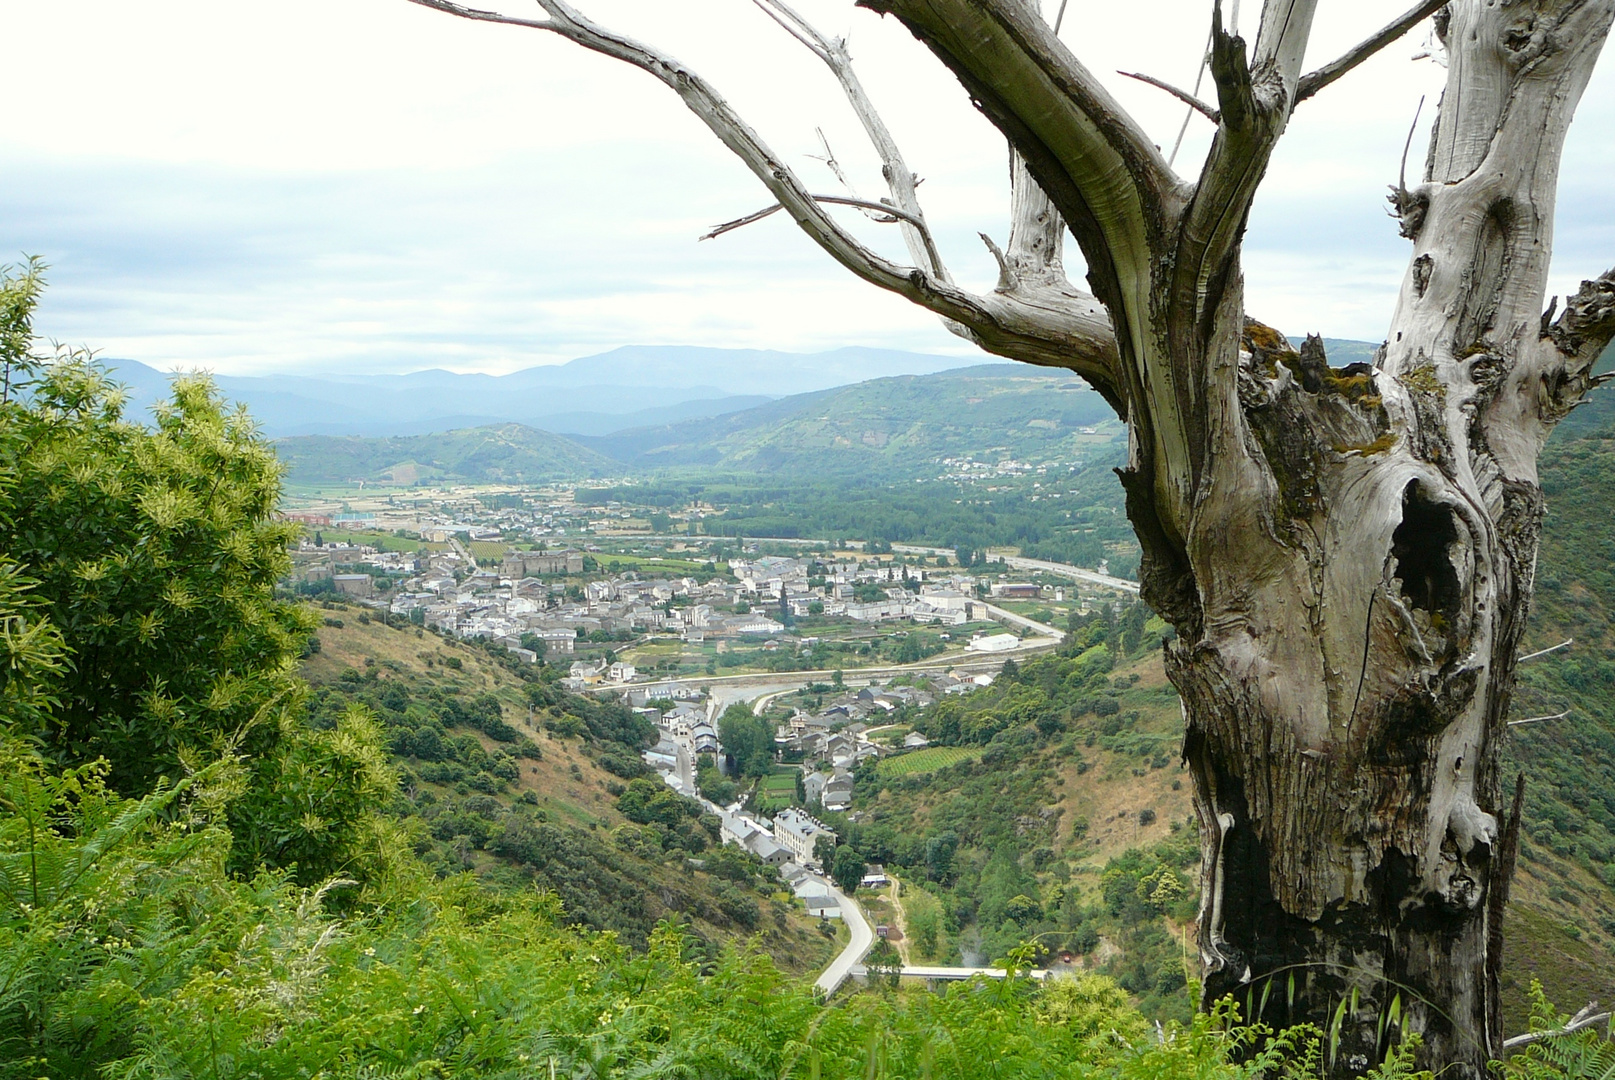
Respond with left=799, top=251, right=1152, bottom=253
left=660, top=632, right=1062, bottom=718
left=889, top=545, right=1140, bottom=596
left=750, top=688, right=795, bottom=716
left=705, top=680, right=800, bottom=722
left=1000, top=554, right=1140, bottom=594
left=672, top=740, right=695, bottom=793
left=814, top=883, right=875, bottom=998
left=978, top=601, right=1062, bottom=639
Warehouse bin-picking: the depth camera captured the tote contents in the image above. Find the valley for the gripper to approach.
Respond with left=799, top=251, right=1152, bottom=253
left=260, top=347, right=1615, bottom=1035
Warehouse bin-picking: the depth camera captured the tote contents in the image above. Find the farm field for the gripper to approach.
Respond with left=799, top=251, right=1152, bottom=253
left=593, top=553, right=713, bottom=574
left=876, top=746, right=983, bottom=778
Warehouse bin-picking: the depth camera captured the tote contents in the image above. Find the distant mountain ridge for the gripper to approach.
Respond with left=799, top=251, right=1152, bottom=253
left=102, top=345, right=981, bottom=438
left=273, top=363, right=1125, bottom=484
left=267, top=338, right=1425, bottom=484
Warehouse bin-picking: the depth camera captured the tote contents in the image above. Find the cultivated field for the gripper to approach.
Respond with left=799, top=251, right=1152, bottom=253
left=877, top=746, right=982, bottom=778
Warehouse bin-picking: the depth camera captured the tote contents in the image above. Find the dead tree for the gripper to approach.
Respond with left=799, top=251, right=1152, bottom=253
left=404, top=0, right=1615, bottom=1073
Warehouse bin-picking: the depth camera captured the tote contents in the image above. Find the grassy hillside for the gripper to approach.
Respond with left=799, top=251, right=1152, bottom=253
left=578, top=365, right=1121, bottom=475
left=299, top=605, right=834, bottom=974
left=274, top=422, right=620, bottom=485
left=1497, top=422, right=1615, bottom=1022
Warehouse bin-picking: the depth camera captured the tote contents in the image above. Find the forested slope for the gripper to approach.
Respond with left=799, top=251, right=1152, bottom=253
left=299, top=608, right=833, bottom=971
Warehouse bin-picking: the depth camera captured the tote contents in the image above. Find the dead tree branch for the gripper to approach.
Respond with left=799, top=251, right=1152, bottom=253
left=1508, top=709, right=1571, bottom=727
left=700, top=203, right=786, bottom=239
left=978, top=232, right=1016, bottom=292
left=1503, top=1003, right=1613, bottom=1050
left=701, top=193, right=944, bottom=272
left=864, top=0, right=1179, bottom=314
left=1518, top=639, right=1573, bottom=662
left=404, top=0, right=1120, bottom=388
left=1296, top=0, right=1450, bottom=105
left=752, top=0, right=948, bottom=280
left=1120, top=71, right=1220, bottom=123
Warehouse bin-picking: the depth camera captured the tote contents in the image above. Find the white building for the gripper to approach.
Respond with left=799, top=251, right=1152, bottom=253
left=968, top=632, right=1021, bottom=653
left=773, top=807, right=836, bottom=865
left=527, top=627, right=577, bottom=656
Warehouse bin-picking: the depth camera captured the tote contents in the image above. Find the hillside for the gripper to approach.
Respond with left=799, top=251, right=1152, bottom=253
left=266, top=347, right=1404, bottom=485
left=298, top=606, right=835, bottom=973
left=579, top=364, right=1121, bottom=475
left=275, top=422, right=621, bottom=485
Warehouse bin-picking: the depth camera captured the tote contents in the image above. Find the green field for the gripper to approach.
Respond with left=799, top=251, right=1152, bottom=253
left=758, top=771, right=799, bottom=800
left=593, top=553, right=712, bottom=574
left=877, top=746, right=982, bottom=778
left=303, top=527, right=443, bottom=554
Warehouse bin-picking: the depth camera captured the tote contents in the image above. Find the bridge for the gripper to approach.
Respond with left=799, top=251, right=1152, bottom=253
left=850, top=963, right=1051, bottom=982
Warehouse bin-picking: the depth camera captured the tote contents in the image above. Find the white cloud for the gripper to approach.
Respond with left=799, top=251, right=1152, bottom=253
left=1, top=0, right=1610, bottom=374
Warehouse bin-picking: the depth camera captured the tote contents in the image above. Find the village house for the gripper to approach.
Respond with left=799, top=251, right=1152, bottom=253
left=332, top=573, right=373, bottom=597
left=822, top=772, right=854, bottom=812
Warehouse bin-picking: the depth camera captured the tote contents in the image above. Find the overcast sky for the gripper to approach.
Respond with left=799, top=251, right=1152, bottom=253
left=1, top=0, right=1610, bottom=376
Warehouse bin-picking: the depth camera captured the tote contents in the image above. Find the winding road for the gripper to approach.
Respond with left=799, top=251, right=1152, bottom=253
left=813, top=884, right=874, bottom=998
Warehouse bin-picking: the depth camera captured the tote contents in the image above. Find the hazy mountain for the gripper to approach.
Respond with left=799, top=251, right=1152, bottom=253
left=1287, top=337, right=1380, bottom=366
left=100, top=345, right=979, bottom=438
left=274, top=364, right=1124, bottom=484
left=270, top=338, right=1412, bottom=483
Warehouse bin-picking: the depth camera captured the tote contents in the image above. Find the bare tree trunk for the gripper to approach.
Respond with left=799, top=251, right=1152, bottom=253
left=1163, top=5, right=1615, bottom=1074
left=409, top=0, right=1615, bottom=1070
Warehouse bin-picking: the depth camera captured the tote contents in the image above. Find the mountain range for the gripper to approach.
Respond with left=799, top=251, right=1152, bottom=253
left=273, top=363, right=1124, bottom=485
left=268, top=337, right=1413, bottom=486
left=102, top=345, right=982, bottom=438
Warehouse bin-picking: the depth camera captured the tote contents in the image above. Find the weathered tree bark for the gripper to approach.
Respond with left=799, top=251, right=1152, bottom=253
left=406, top=0, right=1615, bottom=1072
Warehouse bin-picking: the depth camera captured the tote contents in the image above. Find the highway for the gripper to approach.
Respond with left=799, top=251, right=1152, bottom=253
left=889, top=544, right=1140, bottom=596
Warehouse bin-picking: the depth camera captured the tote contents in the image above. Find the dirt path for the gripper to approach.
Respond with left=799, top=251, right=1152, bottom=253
left=888, top=871, right=913, bottom=966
